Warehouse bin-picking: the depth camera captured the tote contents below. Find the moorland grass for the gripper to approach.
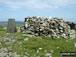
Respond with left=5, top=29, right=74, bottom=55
left=0, top=28, right=76, bottom=57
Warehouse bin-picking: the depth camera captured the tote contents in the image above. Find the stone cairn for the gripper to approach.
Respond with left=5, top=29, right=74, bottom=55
left=20, top=16, right=76, bottom=38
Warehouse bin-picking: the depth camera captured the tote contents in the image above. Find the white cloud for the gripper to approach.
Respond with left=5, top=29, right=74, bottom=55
left=0, top=0, right=76, bottom=9
left=52, top=0, right=76, bottom=7
left=27, top=0, right=51, bottom=8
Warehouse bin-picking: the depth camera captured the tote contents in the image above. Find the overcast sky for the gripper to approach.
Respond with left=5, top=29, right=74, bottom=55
left=0, top=0, right=76, bottom=22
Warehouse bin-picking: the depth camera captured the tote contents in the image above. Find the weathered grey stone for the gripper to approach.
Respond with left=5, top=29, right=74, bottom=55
left=24, top=38, right=29, bottom=41
left=45, top=53, right=51, bottom=57
left=24, top=56, right=28, bottom=57
left=7, top=19, right=17, bottom=33
left=50, top=50, right=54, bottom=53
left=0, top=52, right=8, bottom=57
left=14, top=54, right=20, bottom=57
left=8, top=52, right=13, bottom=56
left=20, top=25, right=25, bottom=32
left=25, top=52, right=29, bottom=56
left=0, top=48, right=8, bottom=53
left=26, top=30, right=32, bottom=34
left=74, top=43, right=76, bottom=47
left=7, top=47, right=12, bottom=51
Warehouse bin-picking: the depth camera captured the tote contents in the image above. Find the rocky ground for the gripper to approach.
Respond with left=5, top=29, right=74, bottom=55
left=0, top=28, right=76, bottom=57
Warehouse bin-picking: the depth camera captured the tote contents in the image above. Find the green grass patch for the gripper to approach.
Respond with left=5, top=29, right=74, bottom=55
left=0, top=30, right=76, bottom=57
left=0, top=28, right=6, bottom=31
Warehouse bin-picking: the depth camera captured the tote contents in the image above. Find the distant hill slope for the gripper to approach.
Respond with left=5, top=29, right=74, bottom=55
left=0, top=21, right=24, bottom=24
